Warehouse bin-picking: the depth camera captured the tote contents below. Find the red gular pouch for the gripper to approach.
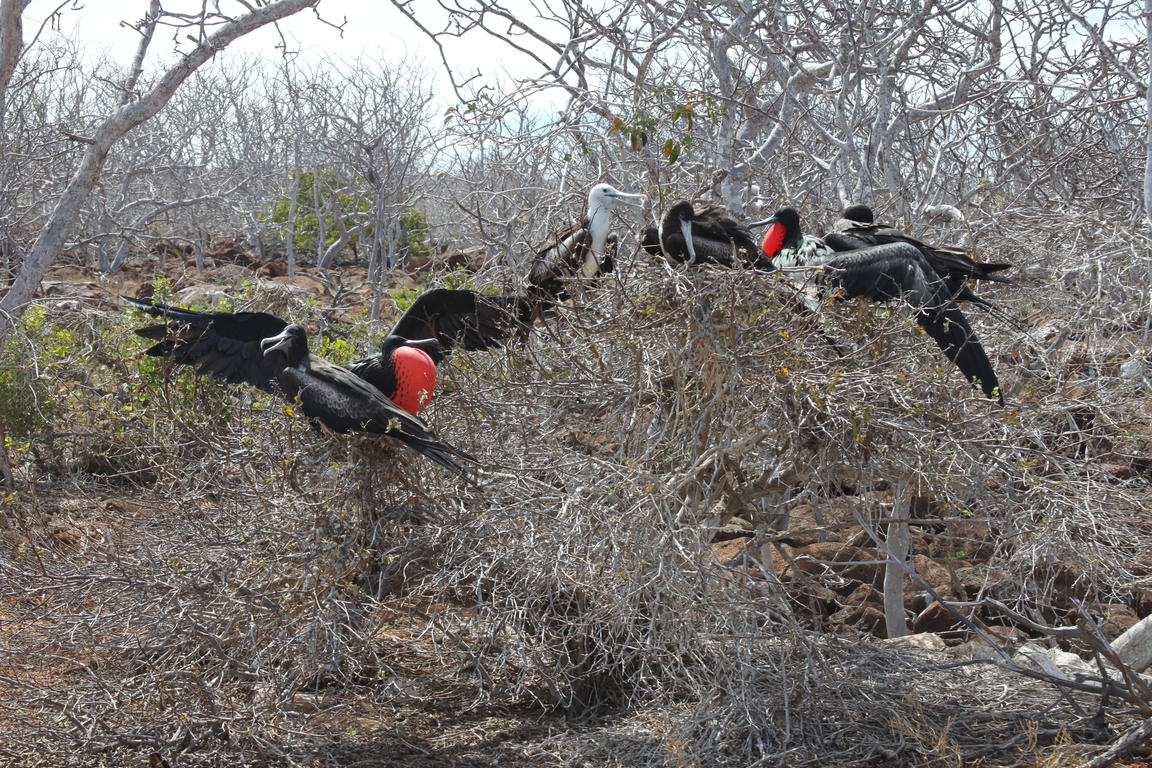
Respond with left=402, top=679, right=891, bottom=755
left=760, top=222, right=786, bottom=259
left=389, top=345, right=438, bottom=415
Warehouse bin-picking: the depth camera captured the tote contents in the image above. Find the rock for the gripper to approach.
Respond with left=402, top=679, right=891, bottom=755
left=1120, top=359, right=1146, bottom=380
left=1092, top=603, right=1139, bottom=641
left=955, top=564, right=1014, bottom=600
left=881, top=632, right=947, bottom=651
left=710, top=536, right=755, bottom=566
left=176, top=284, right=231, bottom=307
left=270, top=273, right=327, bottom=297
left=928, top=518, right=993, bottom=562
left=780, top=504, right=833, bottom=546
left=1014, top=642, right=1094, bottom=680
left=907, top=554, right=960, bottom=601
left=947, top=641, right=1003, bottom=660
left=828, top=603, right=885, bottom=633
left=1111, top=614, right=1152, bottom=672
left=791, top=542, right=883, bottom=587
left=1098, top=463, right=1133, bottom=481
left=912, top=601, right=960, bottom=634
left=841, top=582, right=882, bottom=607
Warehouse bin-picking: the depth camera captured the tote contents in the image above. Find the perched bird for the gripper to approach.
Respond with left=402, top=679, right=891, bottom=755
left=823, top=204, right=1011, bottom=309
left=752, top=206, right=1003, bottom=403
left=344, top=288, right=521, bottom=408
left=123, top=296, right=475, bottom=475
left=644, top=201, right=773, bottom=269
left=523, top=182, right=644, bottom=311
left=257, top=324, right=474, bottom=475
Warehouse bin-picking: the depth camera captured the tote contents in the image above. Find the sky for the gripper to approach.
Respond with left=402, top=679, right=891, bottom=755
left=25, top=0, right=560, bottom=104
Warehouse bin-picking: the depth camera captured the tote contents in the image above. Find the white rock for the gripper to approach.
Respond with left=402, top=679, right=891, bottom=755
left=1014, top=642, right=1094, bottom=679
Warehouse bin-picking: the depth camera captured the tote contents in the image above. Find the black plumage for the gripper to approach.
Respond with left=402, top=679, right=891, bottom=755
left=823, top=204, right=1012, bottom=309
left=753, top=207, right=1003, bottom=403
left=126, top=296, right=292, bottom=394
left=123, top=296, right=475, bottom=475
left=258, top=324, right=474, bottom=475
left=651, top=201, right=772, bottom=269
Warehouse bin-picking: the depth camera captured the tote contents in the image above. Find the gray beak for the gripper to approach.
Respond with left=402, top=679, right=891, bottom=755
left=680, top=217, right=698, bottom=263
left=608, top=191, right=646, bottom=209
left=404, top=337, right=445, bottom=362
left=261, top=328, right=294, bottom=357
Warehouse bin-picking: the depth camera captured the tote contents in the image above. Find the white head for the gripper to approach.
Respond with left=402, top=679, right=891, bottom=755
left=587, top=183, right=645, bottom=213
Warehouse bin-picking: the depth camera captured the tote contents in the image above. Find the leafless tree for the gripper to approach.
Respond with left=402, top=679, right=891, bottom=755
left=0, top=0, right=319, bottom=344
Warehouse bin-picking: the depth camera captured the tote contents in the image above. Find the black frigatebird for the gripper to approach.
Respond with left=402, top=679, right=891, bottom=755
left=644, top=201, right=773, bottom=269
left=752, top=206, right=1003, bottom=403
left=123, top=296, right=476, bottom=475
left=824, top=204, right=1012, bottom=309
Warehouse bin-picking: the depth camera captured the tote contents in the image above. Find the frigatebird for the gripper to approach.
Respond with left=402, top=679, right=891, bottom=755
left=644, top=201, right=773, bottom=269
left=823, top=205, right=1012, bottom=309
left=752, top=206, right=1003, bottom=403
left=343, top=288, right=521, bottom=409
left=123, top=296, right=475, bottom=475
left=523, top=182, right=644, bottom=310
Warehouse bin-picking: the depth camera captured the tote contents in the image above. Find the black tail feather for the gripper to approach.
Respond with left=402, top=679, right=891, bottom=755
left=917, top=304, right=1003, bottom=404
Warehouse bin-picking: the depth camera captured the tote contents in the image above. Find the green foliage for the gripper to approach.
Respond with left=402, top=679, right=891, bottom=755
left=261, top=167, right=372, bottom=256
left=261, top=169, right=434, bottom=268
left=609, top=97, right=712, bottom=164
left=0, top=306, right=59, bottom=438
left=398, top=207, right=434, bottom=262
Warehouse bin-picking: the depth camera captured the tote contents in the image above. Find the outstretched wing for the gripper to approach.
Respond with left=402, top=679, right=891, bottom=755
left=123, top=296, right=290, bottom=394
left=388, top=288, right=517, bottom=352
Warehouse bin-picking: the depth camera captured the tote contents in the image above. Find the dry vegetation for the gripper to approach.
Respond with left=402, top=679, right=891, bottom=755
left=2, top=216, right=1152, bottom=767
left=0, top=3, right=1149, bottom=764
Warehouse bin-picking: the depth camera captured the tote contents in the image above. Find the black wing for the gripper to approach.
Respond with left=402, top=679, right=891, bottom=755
left=826, top=225, right=1011, bottom=284
left=823, top=231, right=876, bottom=252
left=526, top=224, right=600, bottom=295
left=818, top=242, right=954, bottom=307
left=819, top=243, right=1002, bottom=402
left=388, top=288, right=516, bottom=352
left=720, top=218, right=773, bottom=269
left=640, top=226, right=662, bottom=258
left=123, top=296, right=290, bottom=394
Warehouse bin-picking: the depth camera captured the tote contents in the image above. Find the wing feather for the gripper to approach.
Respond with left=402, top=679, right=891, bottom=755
left=124, top=296, right=288, bottom=394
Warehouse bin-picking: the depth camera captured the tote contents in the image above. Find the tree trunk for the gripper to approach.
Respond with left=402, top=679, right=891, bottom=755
left=0, top=0, right=30, bottom=134
left=0, top=0, right=317, bottom=344
left=883, top=482, right=911, bottom=639
left=1145, top=0, right=1152, bottom=225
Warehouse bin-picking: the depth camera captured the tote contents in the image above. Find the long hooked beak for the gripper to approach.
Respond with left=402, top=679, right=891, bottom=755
left=608, top=190, right=646, bottom=209
left=403, top=337, right=446, bottom=363
left=679, top=217, right=699, bottom=263
left=260, top=328, right=294, bottom=356
left=745, top=217, right=776, bottom=229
